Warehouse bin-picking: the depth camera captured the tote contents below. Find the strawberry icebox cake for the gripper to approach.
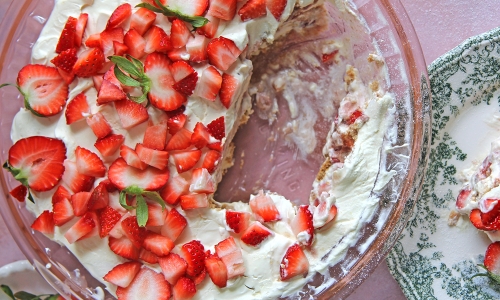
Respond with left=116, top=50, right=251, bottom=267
left=1, top=0, right=397, bottom=298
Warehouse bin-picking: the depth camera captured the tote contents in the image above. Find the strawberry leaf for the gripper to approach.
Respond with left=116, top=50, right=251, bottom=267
left=114, top=65, right=141, bottom=87
left=143, top=191, right=166, bottom=210
left=1, top=285, right=15, bottom=300
left=136, top=194, right=148, bottom=227
left=136, top=0, right=208, bottom=29
left=110, top=55, right=151, bottom=105
left=14, top=291, right=40, bottom=300
left=119, top=190, right=135, bottom=210
left=471, top=264, right=500, bottom=285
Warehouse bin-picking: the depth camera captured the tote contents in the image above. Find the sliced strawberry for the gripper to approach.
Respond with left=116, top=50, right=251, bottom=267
left=139, top=248, right=159, bottom=264
left=201, top=150, right=221, bottom=174
left=166, top=0, right=208, bottom=16
left=61, top=160, right=95, bottom=193
left=456, top=187, right=471, bottom=210
left=207, top=141, right=222, bottom=152
left=120, top=145, right=148, bottom=170
left=80, top=211, right=101, bottom=240
left=66, top=93, right=90, bottom=125
left=186, top=34, right=209, bottom=63
left=71, top=191, right=92, bottom=216
left=219, top=73, right=238, bottom=109
left=206, top=37, right=242, bottom=71
left=103, top=64, right=122, bottom=87
left=190, top=168, right=215, bottom=194
left=170, top=61, right=195, bottom=82
left=158, top=253, right=188, bottom=285
left=192, top=268, right=206, bottom=285
left=113, top=41, right=129, bottom=56
left=171, top=19, right=192, bottom=48
left=205, top=254, right=227, bottom=288
left=207, top=0, right=236, bottom=20
left=180, top=193, right=209, bottom=210
left=482, top=199, right=500, bottom=226
left=56, top=16, right=77, bottom=53
left=106, top=3, right=132, bottom=30
left=88, top=180, right=110, bottom=211
left=101, top=178, right=118, bottom=193
left=291, top=205, right=314, bottom=246
left=280, top=244, right=309, bottom=281
left=16, top=65, right=69, bottom=116
left=53, top=197, right=74, bottom=226
left=116, top=267, right=172, bottom=300
left=172, top=277, right=196, bottom=300
left=241, top=221, right=273, bottom=246
left=64, top=212, right=96, bottom=244
left=143, top=123, right=168, bottom=150
left=206, top=116, right=225, bottom=140
left=173, top=72, right=199, bottom=96
left=143, top=231, right=174, bottom=257
left=122, top=216, right=147, bottom=249
left=86, top=112, right=112, bottom=139
left=9, top=185, right=27, bottom=202
left=144, top=53, right=186, bottom=112
left=31, top=210, right=55, bottom=235
left=238, top=0, right=266, bottom=21
left=52, top=185, right=71, bottom=204
left=214, top=237, right=244, bottom=279
left=170, top=150, right=202, bottom=173
left=144, top=26, right=172, bottom=54
left=225, top=210, right=251, bottom=234
left=103, top=261, right=142, bottom=288
left=51, top=48, right=77, bottom=73
left=114, top=99, right=149, bottom=129
left=109, top=236, right=140, bottom=260
left=266, top=0, right=287, bottom=21
left=161, top=208, right=187, bottom=242
left=97, top=80, right=127, bottom=105
left=249, top=191, right=281, bottom=222
left=73, top=48, right=105, bottom=77
left=193, top=66, right=222, bottom=101
left=75, top=146, right=106, bottom=177
left=485, top=242, right=500, bottom=274
left=85, top=33, right=102, bottom=48
left=57, top=68, right=75, bottom=85
left=6, top=136, right=66, bottom=191
left=93, top=75, right=104, bottom=91
left=181, top=240, right=206, bottom=277
left=166, top=128, right=192, bottom=151
left=100, top=27, right=125, bottom=59
left=124, top=29, right=146, bottom=59
left=167, top=111, right=187, bottom=134
left=470, top=209, right=495, bottom=231
left=98, top=205, right=122, bottom=238
left=167, top=47, right=190, bottom=62
left=160, top=176, right=190, bottom=205
left=135, top=144, right=169, bottom=170
left=95, top=134, right=125, bottom=157
left=191, top=123, right=211, bottom=149
left=108, top=158, right=169, bottom=190
left=75, top=13, right=88, bottom=47
left=196, top=15, right=220, bottom=38
left=130, top=8, right=157, bottom=36
left=146, top=202, right=167, bottom=227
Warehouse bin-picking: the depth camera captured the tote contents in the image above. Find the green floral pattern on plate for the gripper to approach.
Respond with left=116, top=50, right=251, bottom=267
left=387, top=27, right=500, bottom=299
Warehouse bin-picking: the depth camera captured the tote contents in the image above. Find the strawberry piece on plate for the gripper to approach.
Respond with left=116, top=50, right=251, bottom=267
left=5, top=136, right=66, bottom=192
left=73, top=48, right=105, bottom=77
left=86, top=112, right=112, bottom=139
left=113, top=41, right=129, bottom=56
left=485, top=242, right=500, bottom=275
left=88, top=180, right=110, bottom=211
left=172, top=277, right=196, bottom=300
left=241, top=221, right=273, bottom=246
left=191, top=122, right=211, bottom=149
left=116, top=267, right=172, bottom=300
left=171, top=19, right=192, bottom=49
left=207, top=0, right=236, bottom=20
left=130, top=8, right=156, bottom=35
left=238, top=0, right=266, bottom=22
left=291, top=205, right=314, bottom=246
left=16, top=64, right=69, bottom=116
left=142, top=231, right=175, bottom=257
left=120, top=145, right=148, bottom=170
left=97, top=80, right=127, bottom=104
left=140, top=248, right=159, bottom=264
left=170, top=150, right=202, bottom=173
left=470, top=209, right=496, bottom=231
left=181, top=240, right=206, bottom=277
left=456, top=186, right=471, bottom=210
left=75, top=13, right=88, bottom=47
left=51, top=48, right=77, bottom=73
left=71, top=191, right=92, bottom=216
left=189, top=168, right=215, bottom=194
left=196, top=15, right=220, bottom=39
left=173, top=72, right=199, bottom=96
left=85, top=33, right=102, bottom=48
left=219, top=73, right=239, bottom=109
left=160, top=176, right=190, bottom=205
left=144, top=26, right=172, bottom=54
left=180, top=193, right=209, bottom=210
left=92, top=75, right=104, bottom=92
left=124, top=29, right=146, bottom=59
left=122, top=216, right=147, bottom=249
left=135, top=144, right=169, bottom=170
left=166, top=128, right=192, bottom=151
left=65, top=92, right=90, bottom=125
left=100, top=27, right=125, bottom=59
left=9, top=184, right=27, bottom=202
left=108, top=157, right=169, bottom=190
left=52, top=185, right=71, bottom=204
left=186, top=34, right=209, bottom=63
left=158, top=253, right=188, bottom=285
left=98, top=205, right=122, bottom=238
left=166, top=0, right=208, bottom=16
left=75, top=146, right=106, bottom=177
left=481, top=199, right=500, bottom=226
left=206, top=116, right=225, bottom=140
left=201, top=150, right=221, bottom=174
left=193, top=66, right=222, bottom=101
left=95, top=134, right=125, bottom=157
left=143, top=123, right=168, bottom=150
left=170, top=61, right=195, bottom=82
left=225, top=210, right=251, bottom=234
left=114, top=99, right=149, bottom=129
left=205, top=253, right=228, bottom=288
left=280, top=244, right=309, bottom=281
left=103, top=261, right=142, bottom=288
left=146, top=202, right=167, bottom=227
left=106, top=3, right=132, bottom=30
left=167, top=108, right=187, bottom=134
left=61, top=160, right=95, bottom=193
left=56, top=16, right=77, bottom=53
left=161, top=207, right=188, bottom=242
left=214, top=237, right=245, bottom=279
left=64, top=212, right=96, bottom=244
left=109, top=236, right=140, bottom=260
left=266, top=0, right=287, bottom=21
left=249, top=191, right=281, bottom=222
left=53, top=197, right=74, bottom=226
left=31, top=210, right=55, bottom=235
left=207, top=36, right=243, bottom=71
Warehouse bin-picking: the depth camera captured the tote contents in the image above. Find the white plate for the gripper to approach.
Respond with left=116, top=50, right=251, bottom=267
left=0, top=260, right=57, bottom=300
left=386, top=27, right=500, bottom=299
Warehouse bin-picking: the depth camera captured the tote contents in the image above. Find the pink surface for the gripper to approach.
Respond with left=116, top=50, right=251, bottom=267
left=0, top=0, right=498, bottom=298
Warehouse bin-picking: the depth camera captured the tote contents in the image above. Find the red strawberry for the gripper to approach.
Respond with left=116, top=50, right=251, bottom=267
left=57, top=68, right=75, bottom=85
left=31, top=210, right=55, bottom=235
left=158, top=253, right=188, bottom=285
left=192, top=268, right=206, bottom=285
left=346, top=109, right=364, bottom=125
left=280, top=244, right=309, bottom=280
left=470, top=209, right=496, bottom=231
left=207, top=0, right=236, bottom=20
left=485, top=242, right=500, bottom=275
left=120, top=145, right=148, bottom=170
left=186, top=34, right=209, bottom=63
left=65, top=93, right=90, bottom=125
left=71, top=191, right=92, bottom=216
left=124, top=29, right=146, bottom=59
left=93, top=75, right=104, bottom=91
left=109, top=236, right=140, bottom=260
left=130, top=8, right=157, bottom=36
left=146, top=202, right=167, bottom=227
left=95, top=134, right=125, bottom=157
left=206, top=36, right=242, bottom=71
left=103, top=64, right=122, bottom=87
left=180, top=193, right=209, bottom=210
left=214, top=237, right=244, bottom=279
left=167, top=111, right=187, bottom=134
left=482, top=199, right=500, bottom=226
left=225, top=210, right=251, bottom=234
left=100, top=27, right=125, bottom=59
left=206, top=116, right=225, bottom=140
left=144, top=26, right=172, bottom=54
left=196, top=15, right=220, bottom=38
left=190, top=168, right=215, bottom=194
left=170, top=150, right=202, bottom=173
left=249, top=191, right=281, bottom=222
left=73, top=48, right=105, bottom=77
left=181, top=240, right=206, bottom=277
left=108, top=158, right=169, bottom=190
left=173, top=72, right=199, bottom=96
left=144, top=52, right=186, bottom=111
left=51, top=48, right=77, bottom=73
left=207, top=141, right=222, bottom=152
left=56, top=16, right=77, bottom=53
left=61, top=160, right=95, bottom=193
left=53, top=197, right=74, bottom=226
left=291, top=205, right=314, bottom=246
left=52, top=185, right=71, bottom=204
left=103, top=261, right=142, bottom=288
left=139, top=248, right=159, bottom=264
left=122, top=216, right=147, bottom=248
left=64, top=212, right=96, bottom=244
left=241, top=221, right=273, bottom=246
left=168, top=47, right=190, bottom=62
left=75, top=13, right=88, bottom=47
left=86, top=112, right=112, bottom=139
left=116, top=267, right=172, bottom=300
left=171, top=19, right=192, bottom=49
left=219, top=73, right=238, bottom=109
left=113, top=41, right=129, bottom=56
left=85, top=33, right=102, bottom=48
left=193, top=66, right=221, bottom=101
left=172, top=277, right=196, bottom=300
left=98, top=205, right=122, bottom=238
left=166, top=128, right=192, bottom=151
left=456, top=187, right=471, bottom=210
left=166, top=0, right=208, bottom=16
left=75, top=146, right=106, bottom=177
left=238, top=0, right=266, bottom=21
left=135, top=144, right=169, bottom=170
left=97, top=80, right=127, bottom=104
left=143, top=123, right=168, bottom=150
left=160, top=176, right=190, bottom=205
left=204, top=254, right=227, bottom=288
left=161, top=208, right=187, bottom=242
left=201, top=150, right=221, bottom=173
left=143, top=231, right=175, bottom=257
left=170, top=61, right=196, bottom=82
left=106, top=3, right=132, bottom=30
left=191, top=123, right=211, bottom=149
left=266, top=0, right=287, bottom=20
left=6, top=136, right=66, bottom=191
left=88, top=180, right=110, bottom=211
left=114, top=99, right=149, bottom=129
left=101, top=178, right=118, bottom=193
left=16, top=65, right=69, bottom=116
left=9, top=184, right=27, bottom=202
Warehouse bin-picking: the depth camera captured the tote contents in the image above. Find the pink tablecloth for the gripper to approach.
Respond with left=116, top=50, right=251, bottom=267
left=1, top=0, right=499, bottom=299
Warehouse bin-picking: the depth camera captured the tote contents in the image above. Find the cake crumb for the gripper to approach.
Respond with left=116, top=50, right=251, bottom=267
left=367, top=53, right=385, bottom=67
left=448, top=210, right=460, bottom=226
left=240, top=151, right=245, bottom=169
left=316, top=159, right=332, bottom=181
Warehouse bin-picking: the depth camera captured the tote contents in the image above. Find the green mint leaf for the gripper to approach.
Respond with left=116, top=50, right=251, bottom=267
left=0, top=83, right=12, bottom=89
left=136, top=194, right=148, bottom=227
left=135, top=3, right=163, bottom=14
left=13, top=291, right=40, bottom=300
left=143, top=191, right=166, bottom=210
left=45, top=295, right=61, bottom=300
left=109, top=56, right=142, bottom=78
left=114, top=65, right=141, bottom=87
left=124, top=186, right=145, bottom=196
left=119, top=191, right=135, bottom=210
left=28, top=191, right=35, bottom=203
left=129, top=93, right=148, bottom=104
left=127, top=55, right=145, bottom=74
left=137, top=0, right=208, bottom=29
left=1, top=285, right=15, bottom=300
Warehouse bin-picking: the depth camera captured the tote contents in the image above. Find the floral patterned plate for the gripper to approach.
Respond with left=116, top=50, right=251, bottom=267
left=386, top=27, right=500, bottom=299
